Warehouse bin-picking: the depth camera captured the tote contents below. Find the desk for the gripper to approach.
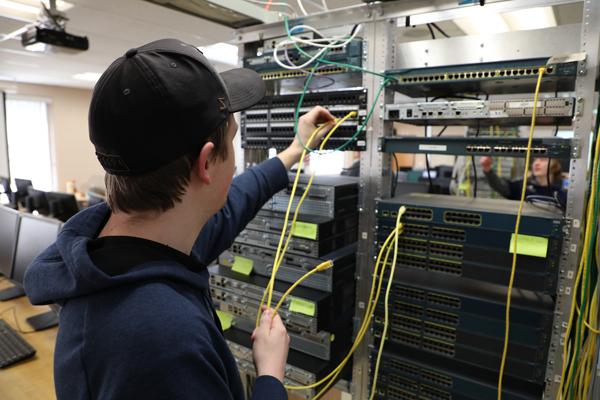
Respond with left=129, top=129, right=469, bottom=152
left=0, top=280, right=57, bottom=400
left=0, top=279, right=348, bottom=400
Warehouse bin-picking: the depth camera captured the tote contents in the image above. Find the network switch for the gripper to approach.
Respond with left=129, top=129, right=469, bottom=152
left=247, top=210, right=359, bottom=241
left=386, top=57, right=578, bottom=97
left=375, top=226, right=560, bottom=293
left=241, top=89, right=368, bottom=151
left=379, top=136, right=573, bottom=158
left=224, top=310, right=350, bottom=360
left=209, top=265, right=355, bottom=334
left=243, top=39, right=363, bottom=81
left=236, top=227, right=357, bottom=258
left=371, top=269, right=553, bottom=384
left=376, top=193, right=564, bottom=238
left=225, top=328, right=331, bottom=400
left=221, top=243, right=356, bottom=292
left=384, top=97, right=575, bottom=125
left=371, top=350, right=541, bottom=400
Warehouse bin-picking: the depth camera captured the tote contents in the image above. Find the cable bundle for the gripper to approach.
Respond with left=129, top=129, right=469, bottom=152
left=558, top=122, right=600, bottom=399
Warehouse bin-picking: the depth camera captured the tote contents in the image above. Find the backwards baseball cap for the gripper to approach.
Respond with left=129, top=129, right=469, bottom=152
left=89, top=38, right=265, bottom=176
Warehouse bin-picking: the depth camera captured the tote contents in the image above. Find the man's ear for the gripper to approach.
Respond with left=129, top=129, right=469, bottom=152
left=195, top=141, right=215, bottom=185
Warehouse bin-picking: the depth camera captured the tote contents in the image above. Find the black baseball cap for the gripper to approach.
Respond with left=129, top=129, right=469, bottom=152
left=89, top=38, right=265, bottom=176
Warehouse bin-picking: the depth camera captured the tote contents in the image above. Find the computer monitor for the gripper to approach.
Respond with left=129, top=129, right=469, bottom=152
left=0, top=206, right=19, bottom=278
left=26, top=187, right=50, bottom=215
left=46, top=191, right=79, bottom=222
left=14, top=178, right=33, bottom=208
left=12, top=214, right=62, bottom=330
left=11, top=213, right=61, bottom=285
left=0, top=176, right=11, bottom=194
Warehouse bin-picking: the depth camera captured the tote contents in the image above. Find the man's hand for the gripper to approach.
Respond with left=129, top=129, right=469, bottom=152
left=251, top=308, right=290, bottom=383
left=480, top=156, right=493, bottom=173
left=277, top=106, right=336, bottom=169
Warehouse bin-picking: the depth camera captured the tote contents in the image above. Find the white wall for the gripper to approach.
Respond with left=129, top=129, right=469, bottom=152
left=0, top=81, right=103, bottom=193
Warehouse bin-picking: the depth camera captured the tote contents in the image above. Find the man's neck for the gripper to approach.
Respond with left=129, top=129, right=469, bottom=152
left=98, top=200, right=212, bottom=255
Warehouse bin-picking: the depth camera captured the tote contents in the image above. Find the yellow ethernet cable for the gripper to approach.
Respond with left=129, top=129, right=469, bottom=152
left=497, top=67, right=545, bottom=400
left=256, top=111, right=358, bottom=327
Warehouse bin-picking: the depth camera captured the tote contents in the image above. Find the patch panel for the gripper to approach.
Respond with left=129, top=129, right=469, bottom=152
left=241, top=89, right=368, bottom=151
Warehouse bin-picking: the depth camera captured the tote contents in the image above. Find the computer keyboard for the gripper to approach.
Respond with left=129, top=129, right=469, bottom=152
left=0, top=318, right=36, bottom=367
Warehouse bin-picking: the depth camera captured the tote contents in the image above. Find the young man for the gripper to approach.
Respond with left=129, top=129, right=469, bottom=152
left=24, top=39, right=335, bottom=399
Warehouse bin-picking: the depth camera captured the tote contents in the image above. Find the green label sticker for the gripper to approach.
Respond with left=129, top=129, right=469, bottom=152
left=293, top=222, right=318, bottom=240
left=232, top=256, right=253, bottom=275
left=216, top=310, right=233, bottom=331
left=509, top=234, right=549, bottom=258
left=289, top=297, right=316, bottom=317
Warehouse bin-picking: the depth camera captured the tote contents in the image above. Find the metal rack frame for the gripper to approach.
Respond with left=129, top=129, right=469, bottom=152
left=233, top=1, right=600, bottom=398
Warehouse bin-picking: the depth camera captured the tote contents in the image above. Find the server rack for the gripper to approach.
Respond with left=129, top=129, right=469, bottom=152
left=232, top=1, right=600, bottom=398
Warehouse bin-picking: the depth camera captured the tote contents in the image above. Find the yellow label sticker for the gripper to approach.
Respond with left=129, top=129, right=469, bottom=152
left=232, top=256, right=253, bottom=276
left=289, top=297, right=316, bottom=317
left=216, top=310, right=233, bottom=331
left=509, top=234, right=549, bottom=258
left=293, top=222, right=318, bottom=240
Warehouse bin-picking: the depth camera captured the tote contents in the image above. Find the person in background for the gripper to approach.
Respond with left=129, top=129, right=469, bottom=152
left=480, top=156, right=566, bottom=208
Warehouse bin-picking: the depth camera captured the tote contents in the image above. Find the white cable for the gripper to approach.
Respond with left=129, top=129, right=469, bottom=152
left=286, top=24, right=362, bottom=49
left=244, top=0, right=295, bottom=16
left=274, top=41, right=328, bottom=70
left=321, top=0, right=329, bottom=10
left=273, top=23, right=362, bottom=70
left=296, top=0, right=308, bottom=15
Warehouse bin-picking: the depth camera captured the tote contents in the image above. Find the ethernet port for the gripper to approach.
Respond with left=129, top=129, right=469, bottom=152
left=547, top=66, right=554, bottom=73
left=499, top=71, right=505, bottom=76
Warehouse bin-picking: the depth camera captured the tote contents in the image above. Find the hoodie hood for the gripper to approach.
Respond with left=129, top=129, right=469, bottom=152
left=24, top=203, right=209, bottom=305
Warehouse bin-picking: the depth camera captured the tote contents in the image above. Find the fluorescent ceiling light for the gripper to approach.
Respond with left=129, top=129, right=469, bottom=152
left=454, top=8, right=510, bottom=36
left=198, top=42, right=239, bottom=66
left=73, top=72, right=102, bottom=82
left=24, top=42, right=47, bottom=52
left=502, top=6, right=557, bottom=31
left=0, top=0, right=38, bottom=14
left=0, top=0, right=73, bottom=15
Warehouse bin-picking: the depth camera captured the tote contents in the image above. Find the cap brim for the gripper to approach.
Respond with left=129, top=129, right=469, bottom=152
left=220, top=68, right=266, bottom=113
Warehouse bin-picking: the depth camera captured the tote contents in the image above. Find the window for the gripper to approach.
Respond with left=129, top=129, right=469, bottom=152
left=5, top=96, right=54, bottom=191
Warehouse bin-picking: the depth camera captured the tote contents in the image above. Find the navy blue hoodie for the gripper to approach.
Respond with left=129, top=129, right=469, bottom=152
left=24, top=158, right=289, bottom=400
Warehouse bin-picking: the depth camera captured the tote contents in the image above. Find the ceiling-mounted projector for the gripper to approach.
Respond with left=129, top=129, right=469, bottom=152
left=18, top=0, right=88, bottom=53
left=21, top=26, right=88, bottom=52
